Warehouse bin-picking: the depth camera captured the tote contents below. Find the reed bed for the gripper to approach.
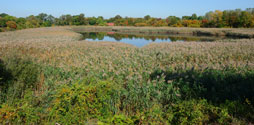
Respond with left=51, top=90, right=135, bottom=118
left=0, top=27, right=254, bottom=124
left=73, top=26, right=254, bottom=38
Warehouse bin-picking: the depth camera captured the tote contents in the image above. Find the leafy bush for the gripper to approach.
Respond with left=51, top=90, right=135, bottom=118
left=152, top=67, right=254, bottom=103
left=133, top=104, right=166, bottom=124
left=151, top=67, right=254, bottom=122
left=98, top=115, right=134, bottom=125
left=7, top=58, right=39, bottom=87
left=48, top=80, right=119, bottom=124
left=0, top=104, right=17, bottom=124
left=119, top=75, right=180, bottom=114
left=0, top=57, right=42, bottom=123
left=135, top=23, right=147, bottom=27
left=166, top=99, right=232, bottom=124
left=0, top=90, right=43, bottom=124
left=0, top=59, right=13, bottom=103
left=188, top=23, right=201, bottom=27
left=1, top=56, right=40, bottom=102
left=110, top=115, right=134, bottom=124
left=221, top=100, right=254, bottom=122
left=99, top=105, right=166, bottom=124
left=0, top=59, right=12, bottom=86
left=6, top=21, right=17, bottom=29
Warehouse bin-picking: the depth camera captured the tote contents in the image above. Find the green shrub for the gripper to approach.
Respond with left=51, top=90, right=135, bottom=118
left=166, top=99, right=232, bottom=124
left=221, top=100, right=254, bottom=122
left=0, top=59, right=12, bottom=103
left=111, top=115, right=134, bottom=124
left=6, top=57, right=39, bottom=87
left=134, top=104, right=166, bottom=124
left=0, top=57, right=42, bottom=123
left=119, top=75, right=180, bottom=114
left=0, top=90, right=45, bottom=124
left=1, top=56, right=40, bottom=103
left=98, top=115, right=134, bottom=125
left=153, top=67, right=254, bottom=103
left=188, top=23, right=201, bottom=28
left=48, top=80, right=119, bottom=124
left=0, top=59, right=12, bottom=86
left=135, top=23, right=147, bottom=27
left=0, top=104, right=17, bottom=124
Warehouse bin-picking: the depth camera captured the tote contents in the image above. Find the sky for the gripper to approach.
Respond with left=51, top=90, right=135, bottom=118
left=0, top=0, right=253, bottom=18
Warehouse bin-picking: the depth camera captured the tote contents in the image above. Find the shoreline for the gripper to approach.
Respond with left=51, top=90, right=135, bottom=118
left=72, top=26, right=254, bottom=38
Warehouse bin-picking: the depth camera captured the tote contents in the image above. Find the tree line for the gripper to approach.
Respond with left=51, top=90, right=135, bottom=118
left=1, top=8, right=254, bottom=32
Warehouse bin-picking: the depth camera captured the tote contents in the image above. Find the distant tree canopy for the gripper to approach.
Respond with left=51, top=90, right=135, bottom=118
left=0, top=13, right=9, bottom=17
left=0, top=8, right=254, bottom=32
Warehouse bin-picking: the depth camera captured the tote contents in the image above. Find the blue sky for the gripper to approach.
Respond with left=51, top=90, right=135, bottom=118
left=1, top=0, right=253, bottom=18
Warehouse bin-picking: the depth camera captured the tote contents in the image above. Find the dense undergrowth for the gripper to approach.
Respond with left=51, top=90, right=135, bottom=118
left=0, top=56, right=253, bottom=124
left=0, top=27, right=254, bottom=124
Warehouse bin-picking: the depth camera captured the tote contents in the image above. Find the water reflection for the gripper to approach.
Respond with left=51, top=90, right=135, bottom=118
left=80, top=32, right=223, bottom=47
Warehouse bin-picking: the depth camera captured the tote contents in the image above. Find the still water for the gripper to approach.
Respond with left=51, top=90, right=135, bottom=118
left=80, top=32, right=229, bottom=47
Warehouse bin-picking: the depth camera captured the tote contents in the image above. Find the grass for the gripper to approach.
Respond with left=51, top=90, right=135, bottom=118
left=0, top=26, right=254, bottom=124
left=73, top=26, right=254, bottom=38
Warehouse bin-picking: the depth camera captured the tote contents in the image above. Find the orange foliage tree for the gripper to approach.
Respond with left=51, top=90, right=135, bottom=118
left=6, top=21, right=17, bottom=29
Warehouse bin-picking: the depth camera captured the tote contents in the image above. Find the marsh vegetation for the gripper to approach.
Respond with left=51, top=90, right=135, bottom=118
left=0, top=27, right=254, bottom=124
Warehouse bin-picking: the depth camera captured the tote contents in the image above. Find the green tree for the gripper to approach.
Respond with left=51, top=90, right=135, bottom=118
left=26, top=15, right=40, bottom=28
left=246, top=8, right=254, bottom=14
left=45, top=15, right=55, bottom=26
left=154, top=19, right=167, bottom=27
left=16, top=18, right=26, bottom=29
left=96, top=17, right=107, bottom=26
left=98, top=16, right=104, bottom=20
left=213, top=10, right=224, bottom=27
left=232, top=9, right=242, bottom=28
left=144, top=15, right=151, bottom=20
left=78, top=13, right=86, bottom=25
left=191, top=13, right=198, bottom=20
left=0, top=13, right=8, bottom=17
left=88, top=17, right=97, bottom=25
left=37, top=14, right=55, bottom=27
left=182, top=16, right=191, bottom=20
left=198, top=16, right=204, bottom=20
left=72, top=15, right=80, bottom=25
left=57, top=14, right=73, bottom=25
left=0, top=18, right=6, bottom=27
left=240, top=11, right=252, bottom=27
left=166, top=16, right=180, bottom=26
left=114, top=15, right=122, bottom=20
left=204, top=11, right=216, bottom=27
left=0, top=16, right=16, bottom=27
left=72, top=13, right=86, bottom=25
left=36, top=13, right=48, bottom=25
left=147, top=18, right=157, bottom=26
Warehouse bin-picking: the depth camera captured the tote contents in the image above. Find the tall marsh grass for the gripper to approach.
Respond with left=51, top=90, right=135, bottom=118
left=0, top=27, right=254, bottom=124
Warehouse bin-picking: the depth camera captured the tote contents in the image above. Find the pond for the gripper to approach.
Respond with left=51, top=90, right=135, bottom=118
left=80, top=32, right=232, bottom=47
